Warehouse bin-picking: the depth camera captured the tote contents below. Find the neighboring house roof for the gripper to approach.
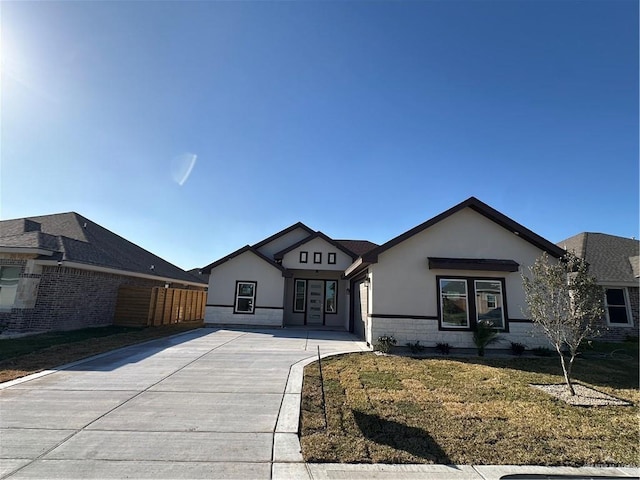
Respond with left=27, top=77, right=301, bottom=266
left=558, top=232, right=640, bottom=284
left=360, top=196, right=566, bottom=263
left=273, top=231, right=360, bottom=260
left=200, top=245, right=290, bottom=276
left=187, top=268, right=210, bottom=284
left=0, top=212, right=205, bottom=285
left=335, top=240, right=379, bottom=257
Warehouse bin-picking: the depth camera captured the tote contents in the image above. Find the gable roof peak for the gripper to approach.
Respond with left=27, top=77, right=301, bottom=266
left=361, top=196, right=565, bottom=263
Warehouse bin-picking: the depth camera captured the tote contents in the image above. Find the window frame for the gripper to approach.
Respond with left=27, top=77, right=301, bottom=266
left=0, top=266, right=20, bottom=308
left=325, top=280, right=338, bottom=314
left=328, top=252, right=336, bottom=265
left=299, top=251, right=308, bottom=264
left=438, top=278, right=470, bottom=329
left=474, top=279, right=505, bottom=330
left=436, top=276, right=509, bottom=332
left=604, top=287, right=633, bottom=326
left=313, top=252, right=322, bottom=264
left=234, top=281, right=256, bottom=314
left=294, top=279, right=307, bottom=313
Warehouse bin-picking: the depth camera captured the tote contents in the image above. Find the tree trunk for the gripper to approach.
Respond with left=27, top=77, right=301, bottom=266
left=558, top=350, right=576, bottom=396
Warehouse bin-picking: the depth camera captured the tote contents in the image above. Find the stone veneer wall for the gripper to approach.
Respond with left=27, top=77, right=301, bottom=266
left=0, top=263, right=199, bottom=333
left=369, top=317, right=553, bottom=350
left=204, top=306, right=283, bottom=327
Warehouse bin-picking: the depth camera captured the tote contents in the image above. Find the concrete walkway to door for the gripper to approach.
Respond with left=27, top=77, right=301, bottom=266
left=0, top=328, right=368, bottom=479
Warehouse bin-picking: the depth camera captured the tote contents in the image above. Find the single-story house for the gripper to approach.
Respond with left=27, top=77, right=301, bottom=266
left=0, top=212, right=207, bottom=333
left=202, top=196, right=567, bottom=349
left=558, top=232, right=639, bottom=341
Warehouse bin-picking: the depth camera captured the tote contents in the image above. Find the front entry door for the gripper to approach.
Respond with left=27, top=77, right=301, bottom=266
left=307, top=280, right=324, bottom=325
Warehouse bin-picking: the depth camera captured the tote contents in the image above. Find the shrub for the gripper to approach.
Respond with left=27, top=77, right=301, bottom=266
left=472, top=320, right=500, bottom=356
left=435, top=342, right=451, bottom=355
left=510, top=342, right=526, bottom=356
left=406, top=341, right=425, bottom=354
left=531, top=346, right=553, bottom=357
left=374, top=335, right=397, bottom=353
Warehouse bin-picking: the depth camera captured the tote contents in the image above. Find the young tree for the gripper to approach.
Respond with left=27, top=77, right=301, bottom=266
left=521, top=252, right=604, bottom=395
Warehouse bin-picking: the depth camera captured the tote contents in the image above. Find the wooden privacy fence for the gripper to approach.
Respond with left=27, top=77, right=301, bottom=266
left=114, top=286, right=206, bottom=327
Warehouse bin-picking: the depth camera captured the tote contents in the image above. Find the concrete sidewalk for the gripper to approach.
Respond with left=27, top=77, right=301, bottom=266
left=1, top=327, right=637, bottom=479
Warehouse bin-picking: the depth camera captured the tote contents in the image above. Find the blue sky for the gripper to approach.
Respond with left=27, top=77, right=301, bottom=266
left=2, top=0, right=638, bottom=270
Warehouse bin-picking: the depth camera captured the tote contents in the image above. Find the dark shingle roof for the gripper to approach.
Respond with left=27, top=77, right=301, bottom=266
left=0, top=212, right=205, bottom=285
left=558, top=232, right=640, bottom=283
left=335, top=240, right=379, bottom=257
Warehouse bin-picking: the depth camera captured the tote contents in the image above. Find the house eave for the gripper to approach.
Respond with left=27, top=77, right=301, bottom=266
left=36, top=260, right=207, bottom=287
left=344, top=258, right=372, bottom=278
left=0, top=247, right=56, bottom=257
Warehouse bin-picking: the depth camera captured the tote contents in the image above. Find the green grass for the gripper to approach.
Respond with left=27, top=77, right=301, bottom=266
left=0, top=323, right=202, bottom=383
left=0, top=326, right=148, bottom=361
left=301, top=341, right=639, bottom=466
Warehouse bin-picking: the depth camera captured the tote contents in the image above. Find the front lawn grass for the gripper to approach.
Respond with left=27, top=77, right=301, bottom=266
left=0, top=323, right=202, bottom=383
left=300, top=341, right=639, bottom=466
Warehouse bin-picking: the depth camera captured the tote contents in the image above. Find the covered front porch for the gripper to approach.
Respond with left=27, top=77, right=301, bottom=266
left=282, top=269, right=350, bottom=330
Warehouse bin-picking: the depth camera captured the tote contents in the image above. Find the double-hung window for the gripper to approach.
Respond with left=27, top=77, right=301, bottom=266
left=234, top=281, right=256, bottom=314
left=604, top=288, right=632, bottom=325
left=0, top=266, right=20, bottom=307
left=438, top=277, right=506, bottom=330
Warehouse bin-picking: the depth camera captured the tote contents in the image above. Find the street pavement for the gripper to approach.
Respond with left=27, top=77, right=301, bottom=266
left=1, top=327, right=636, bottom=480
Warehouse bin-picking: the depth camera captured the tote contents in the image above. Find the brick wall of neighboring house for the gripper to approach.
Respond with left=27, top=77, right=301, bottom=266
left=0, top=264, right=203, bottom=333
left=598, top=286, right=639, bottom=342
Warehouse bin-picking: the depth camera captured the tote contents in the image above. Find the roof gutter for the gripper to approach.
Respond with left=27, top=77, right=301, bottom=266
left=35, top=260, right=207, bottom=288
left=0, top=247, right=55, bottom=256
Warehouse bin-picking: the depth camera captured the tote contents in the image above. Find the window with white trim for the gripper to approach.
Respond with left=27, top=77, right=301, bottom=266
left=604, top=288, right=632, bottom=325
left=234, top=281, right=256, bottom=314
left=0, top=266, right=20, bottom=307
left=294, top=279, right=306, bottom=312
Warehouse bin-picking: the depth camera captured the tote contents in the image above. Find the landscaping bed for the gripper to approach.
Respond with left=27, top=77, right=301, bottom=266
left=300, top=341, right=639, bottom=466
left=0, top=323, right=202, bottom=383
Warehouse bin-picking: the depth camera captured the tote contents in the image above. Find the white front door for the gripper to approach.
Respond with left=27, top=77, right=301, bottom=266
left=307, top=280, right=324, bottom=325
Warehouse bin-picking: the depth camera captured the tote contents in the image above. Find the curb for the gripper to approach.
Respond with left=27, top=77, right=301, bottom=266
left=272, top=344, right=369, bottom=480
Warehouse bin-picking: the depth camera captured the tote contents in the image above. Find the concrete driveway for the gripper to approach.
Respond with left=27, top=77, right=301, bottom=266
left=0, top=328, right=368, bottom=479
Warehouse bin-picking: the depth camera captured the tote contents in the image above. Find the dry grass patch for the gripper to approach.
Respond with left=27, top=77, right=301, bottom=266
left=300, top=342, right=639, bottom=466
left=0, top=323, right=202, bottom=383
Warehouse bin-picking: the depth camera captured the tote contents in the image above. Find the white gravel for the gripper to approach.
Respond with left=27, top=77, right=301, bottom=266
left=531, top=383, right=633, bottom=406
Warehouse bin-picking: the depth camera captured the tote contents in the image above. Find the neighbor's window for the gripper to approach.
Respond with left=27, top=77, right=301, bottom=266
left=299, top=251, right=308, bottom=264
left=605, top=288, right=631, bottom=325
left=313, top=252, right=322, bottom=264
left=440, top=279, right=469, bottom=328
left=325, top=280, right=337, bottom=313
left=474, top=280, right=504, bottom=329
left=234, top=281, right=256, bottom=314
left=0, top=266, right=20, bottom=307
left=328, top=252, right=336, bottom=264
left=294, top=279, right=306, bottom=312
